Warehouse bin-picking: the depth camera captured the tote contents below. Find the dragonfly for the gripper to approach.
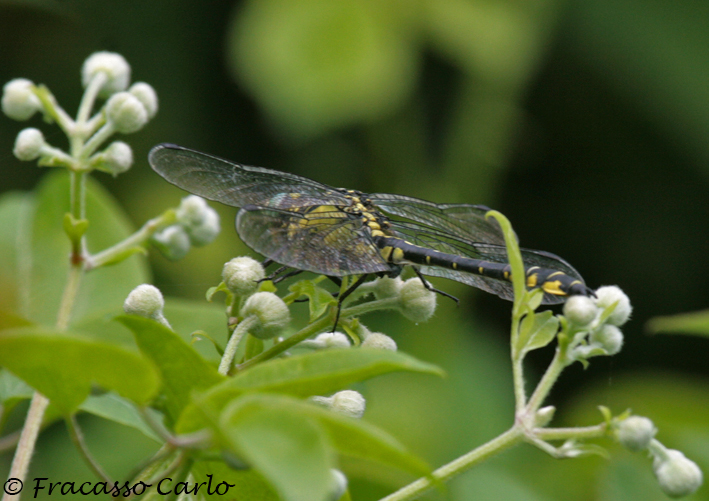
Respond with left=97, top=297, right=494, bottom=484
left=149, top=144, right=593, bottom=308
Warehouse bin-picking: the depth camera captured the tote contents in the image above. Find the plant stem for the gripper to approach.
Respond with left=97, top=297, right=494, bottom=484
left=236, top=297, right=400, bottom=371
left=218, top=316, right=257, bottom=375
left=76, top=73, right=106, bottom=125
left=87, top=211, right=175, bottom=269
left=526, top=347, right=565, bottom=413
left=66, top=414, right=113, bottom=483
left=379, top=427, right=524, bottom=501
left=535, top=424, right=606, bottom=441
left=237, top=315, right=332, bottom=371
left=1, top=394, right=49, bottom=501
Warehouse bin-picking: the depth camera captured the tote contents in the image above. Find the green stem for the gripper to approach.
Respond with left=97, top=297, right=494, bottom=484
left=87, top=211, right=176, bottom=269
left=534, top=424, right=607, bottom=441
left=526, top=346, right=565, bottom=413
left=219, top=316, right=257, bottom=375
left=511, top=354, right=526, bottom=412
left=76, top=73, right=106, bottom=125
left=32, top=85, right=75, bottom=135
left=1, top=394, right=49, bottom=501
left=237, top=315, right=333, bottom=371
left=379, top=427, right=524, bottom=501
left=236, top=297, right=401, bottom=371
left=82, top=122, right=115, bottom=158
left=66, top=414, right=113, bottom=483
left=0, top=430, right=20, bottom=454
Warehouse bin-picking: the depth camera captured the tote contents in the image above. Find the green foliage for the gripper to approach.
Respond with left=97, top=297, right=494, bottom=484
left=116, top=315, right=224, bottom=422
left=0, top=327, right=159, bottom=414
left=218, top=394, right=429, bottom=501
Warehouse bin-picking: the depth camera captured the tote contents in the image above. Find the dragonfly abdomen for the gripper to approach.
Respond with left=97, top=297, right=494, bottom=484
left=375, top=236, right=589, bottom=298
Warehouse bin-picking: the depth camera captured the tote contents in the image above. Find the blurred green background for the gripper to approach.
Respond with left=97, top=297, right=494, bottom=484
left=1, top=0, right=708, bottom=499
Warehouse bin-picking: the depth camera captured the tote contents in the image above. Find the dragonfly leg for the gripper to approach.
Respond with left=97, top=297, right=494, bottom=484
left=412, top=267, right=459, bottom=304
left=262, top=266, right=304, bottom=285
left=332, top=274, right=369, bottom=332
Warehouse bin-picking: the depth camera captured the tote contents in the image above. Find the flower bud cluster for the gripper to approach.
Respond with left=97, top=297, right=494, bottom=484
left=152, top=196, right=220, bottom=260
left=3, top=52, right=158, bottom=177
left=565, top=286, right=632, bottom=364
left=365, top=276, right=437, bottom=324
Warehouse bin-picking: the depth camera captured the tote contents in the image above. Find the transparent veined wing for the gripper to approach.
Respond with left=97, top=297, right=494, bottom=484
left=236, top=205, right=392, bottom=276
left=149, top=144, right=351, bottom=209
left=370, top=193, right=507, bottom=245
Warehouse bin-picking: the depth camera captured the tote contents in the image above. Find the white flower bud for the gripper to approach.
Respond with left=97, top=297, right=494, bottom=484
left=590, top=324, right=624, bottom=355
left=105, top=92, right=148, bottom=133
left=617, top=416, right=656, bottom=452
left=361, top=332, right=397, bottom=351
left=82, top=52, right=131, bottom=97
left=595, top=286, right=632, bottom=326
left=240, top=292, right=290, bottom=339
left=2, top=78, right=42, bottom=120
left=13, top=128, right=45, bottom=161
left=534, top=406, right=556, bottom=428
left=398, top=278, right=436, bottom=323
left=312, top=390, right=365, bottom=419
left=653, top=448, right=703, bottom=498
left=372, top=276, right=403, bottom=299
left=563, top=295, right=598, bottom=327
left=129, top=82, right=158, bottom=118
left=152, top=225, right=191, bottom=260
left=123, top=284, right=170, bottom=327
left=187, top=208, right=220, bottom=246
left=94, top=141, right=133, bottom=175
left=222, top=256, right=265, bottom=296
left=329, top=469, right=348, bottom=501
left=176, top=195, right=210, bottom=226
left=176, top=196, right=220, bottom=246
left=313, top=332, right=351, bottom=349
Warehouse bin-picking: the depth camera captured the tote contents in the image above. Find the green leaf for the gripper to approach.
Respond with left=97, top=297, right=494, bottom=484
left=62, top=212, right=89, bottom=245
left=0, top=172, right=150, bottom=327
left=79, top=393, right=161, bottom=442
left=0, top=369, right=34, bottom=404
left=222, top=395, right=333, bottom=501
left=176, top=349, right=443, bottom=433
left=0, top=369, right=34, bottom=431
left=221, top=394, right=430, bottom=482
left=517, top=310, right=559, bottom=355
left=117, top=315, right=224, bottom=423
left=485, top=211, right=525, bottom=304
left=163, top=297, right=229, bottom=362
left=0, top=327, right=160, bottom=414
left=646, top=309, right=709, bottom=337
left=288, top=279, right=336, bottom=321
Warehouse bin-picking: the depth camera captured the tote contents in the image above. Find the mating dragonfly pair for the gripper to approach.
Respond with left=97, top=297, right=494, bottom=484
left=149, top=144, right=592, bottom=313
